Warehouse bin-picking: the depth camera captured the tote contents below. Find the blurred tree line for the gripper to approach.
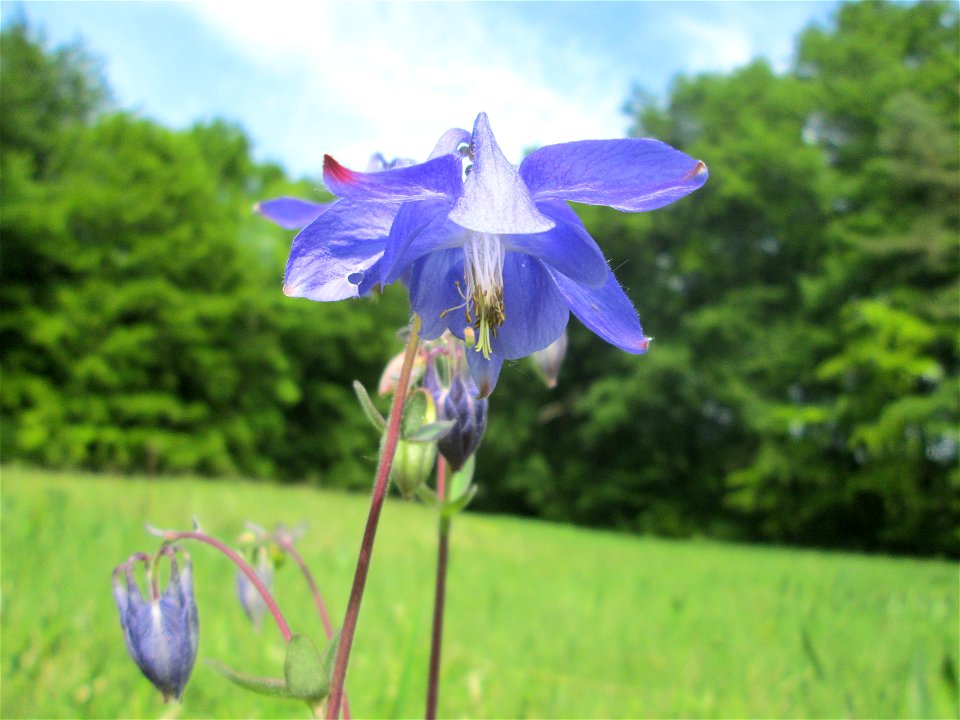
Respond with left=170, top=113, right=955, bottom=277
left=1, top=2, right=957, bottom=555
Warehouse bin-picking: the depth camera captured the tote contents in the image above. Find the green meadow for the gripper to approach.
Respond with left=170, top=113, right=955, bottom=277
left=1, top=466, right=957, bottom=719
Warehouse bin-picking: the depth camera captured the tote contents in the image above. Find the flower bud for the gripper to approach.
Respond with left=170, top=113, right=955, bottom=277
left=236, top=546, right=274, bottom=630
left=530, top=330, right=568, bottom=388
left=378, top=348, right=425, bottom=396
left=112, top=546, right=199, bottom=702
left=390, top=389, right=439, bottom=498
left=426, top=348, right=488, bottom=472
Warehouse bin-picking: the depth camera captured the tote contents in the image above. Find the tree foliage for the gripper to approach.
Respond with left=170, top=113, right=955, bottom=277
left=1, top=4, right=956, bottom=554
left=482, top=1, right=958, bottom=555
left=0, top=19, right=407, bottom=486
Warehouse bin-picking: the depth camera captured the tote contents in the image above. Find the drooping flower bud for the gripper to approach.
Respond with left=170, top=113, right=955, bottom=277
left=530, top=330, right=568, bottom=388
left=236, top=544, right=274, bottom=630
left=112, top=546, right=199, bottom=702
left=378, top=347, right=425, bottom=396
left=426, top=343, right=488, bottom=472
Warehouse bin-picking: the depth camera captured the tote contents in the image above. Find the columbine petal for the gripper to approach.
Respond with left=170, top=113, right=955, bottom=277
left=448, top=112, right=554, bottom=234
left=546, top=266, right=650, bottom=354
left=255, top=197, right=330, bottom=230
left=409, top=248, right=467, bottom=340
left=491, top=254, right=569, bottom=360
left=366, top=153, right=415, bottom=171
left=284, top=200, right=391, bottom=301
left=323, top=153, right=463, bottom=203
left=519, top=138, right=708, bottom=212
left=353, top=256, right=384, bottom=296
left=428, top=128, right=471, bottom=160
left=504, top=199, right=607, bottom=288
left=380, top=201, right=464, bottom=285
left=465, top=349, right=504, bottom=399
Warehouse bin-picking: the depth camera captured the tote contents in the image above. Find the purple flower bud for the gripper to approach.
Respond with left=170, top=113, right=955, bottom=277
left=112, top=547, right=199, bottom=702
left=236, top=547, right=274, bottom=630
left=426, top=348, right=488, bottom=472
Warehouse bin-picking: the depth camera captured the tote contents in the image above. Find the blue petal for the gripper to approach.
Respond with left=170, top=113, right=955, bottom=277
left=323, top=154, right=462, bottom=203
left=255, top=197, right=330, bottom=230
left=546, top=266, right=650, bottom=354
left=519, top=139, right=708, bottom=212
left=366, top=153, right=416, bottom=171
left=428, top=128, right=471, bottom=160
left=504, top=200, right=607, bottom=288
left=490, top=254, right=569, bottom=360
left=465, top=350, right=504, bottom=399
left=380, top=200, right=463, bottom=285
left=353, top=256, right=384, bottom=296
left=408, top=248, right=468, bottom=340
left=448, top=113, right=554, bottom=234
left=284, top=200, right=392, bottom=301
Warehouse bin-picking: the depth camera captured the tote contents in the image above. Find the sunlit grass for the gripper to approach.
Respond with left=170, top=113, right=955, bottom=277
left=2, top=465, right=957, bottom=718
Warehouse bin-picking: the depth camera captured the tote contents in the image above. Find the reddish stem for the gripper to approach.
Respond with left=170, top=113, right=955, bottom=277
left=280, top=539, right=334, bottom=638
left=326, top=316, right=421, bottom=720
left=161, top=530, right=293, bottom=643
left=278, top=538, right=353, bottom=720
left=425, top=457, right=450, bottom=720
left=435, top=455, right=447, bottom=502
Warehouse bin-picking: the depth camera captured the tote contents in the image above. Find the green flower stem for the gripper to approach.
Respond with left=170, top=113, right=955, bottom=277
left=326, top=315, right=422, bottom=720
left=159, top=530, right=293, bottom=643
left=425, top=456, right=450, bottom=720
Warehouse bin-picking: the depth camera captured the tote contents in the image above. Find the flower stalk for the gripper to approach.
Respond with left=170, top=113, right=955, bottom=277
left=156, top=529, right=293, bottom=643
left=277, top=534, right=334, bottom=639
left=326, top=315, right=422, bottom=720
left=425, top=456, right=450, bottom=720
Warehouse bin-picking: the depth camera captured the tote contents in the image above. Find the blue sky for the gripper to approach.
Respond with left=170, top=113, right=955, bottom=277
left=3, top=1, right=840, bottom=177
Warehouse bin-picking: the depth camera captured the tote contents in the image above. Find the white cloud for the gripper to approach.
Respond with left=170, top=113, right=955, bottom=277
left=671, top=16, right=755, bottom=75
left=191, top=1, right=628, bottom=174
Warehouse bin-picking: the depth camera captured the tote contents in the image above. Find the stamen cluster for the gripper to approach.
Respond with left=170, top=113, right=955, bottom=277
left=463, top=233, right=506, bottom=359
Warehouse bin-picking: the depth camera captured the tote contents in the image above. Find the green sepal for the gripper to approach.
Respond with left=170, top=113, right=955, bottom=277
left=205, top=658, right=290, bottom=698
left=406, top=419, right=455, bottom=443
left=416, top=455, right=477, bottom=518
left=391, top=437, right=437, bottom=499
left=353, top=381, right=386, bottom=432
left=322, top=629, right=341, bottom=678
left=441, top=484, right=477, bottom=519
left=417, top=484, right=442, bottom=510
left=448, top=455, right=475, bottom=500
left=400, top=389, right=430, bottom=439
left=284, top=634, right=329, bottom=702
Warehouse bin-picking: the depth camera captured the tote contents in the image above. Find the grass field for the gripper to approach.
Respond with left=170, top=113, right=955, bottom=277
left=1, top=465, right=957, bottom=719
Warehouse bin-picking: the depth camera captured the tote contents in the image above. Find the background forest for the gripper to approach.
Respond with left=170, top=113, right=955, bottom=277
left=2, top=1, right=957, bottom=556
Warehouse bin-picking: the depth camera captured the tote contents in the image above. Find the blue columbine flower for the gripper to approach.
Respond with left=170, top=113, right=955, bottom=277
left=112, top=547, right=199, bottom=702
left=277, top=113, right=707, bottom=396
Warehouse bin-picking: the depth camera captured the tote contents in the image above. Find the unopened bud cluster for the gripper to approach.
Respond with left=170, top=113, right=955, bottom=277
left=426, top=349, right=488, bottom=473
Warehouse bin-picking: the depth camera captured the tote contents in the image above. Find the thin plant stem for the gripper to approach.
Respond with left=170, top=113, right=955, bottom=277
left=326, top=315, right=422, bottom=720
left=425, top=457, right=450, bottom=720
left=435, top=455, right=447, bottom=501
left=159, top=530, right=293, bottom=643
left=279, top=538, right=334, bottom=638
left=278, top=538, right=353, bottom=720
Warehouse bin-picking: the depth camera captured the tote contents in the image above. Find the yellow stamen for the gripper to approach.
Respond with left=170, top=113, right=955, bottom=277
left=462, top=233, right=506, bottom=359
